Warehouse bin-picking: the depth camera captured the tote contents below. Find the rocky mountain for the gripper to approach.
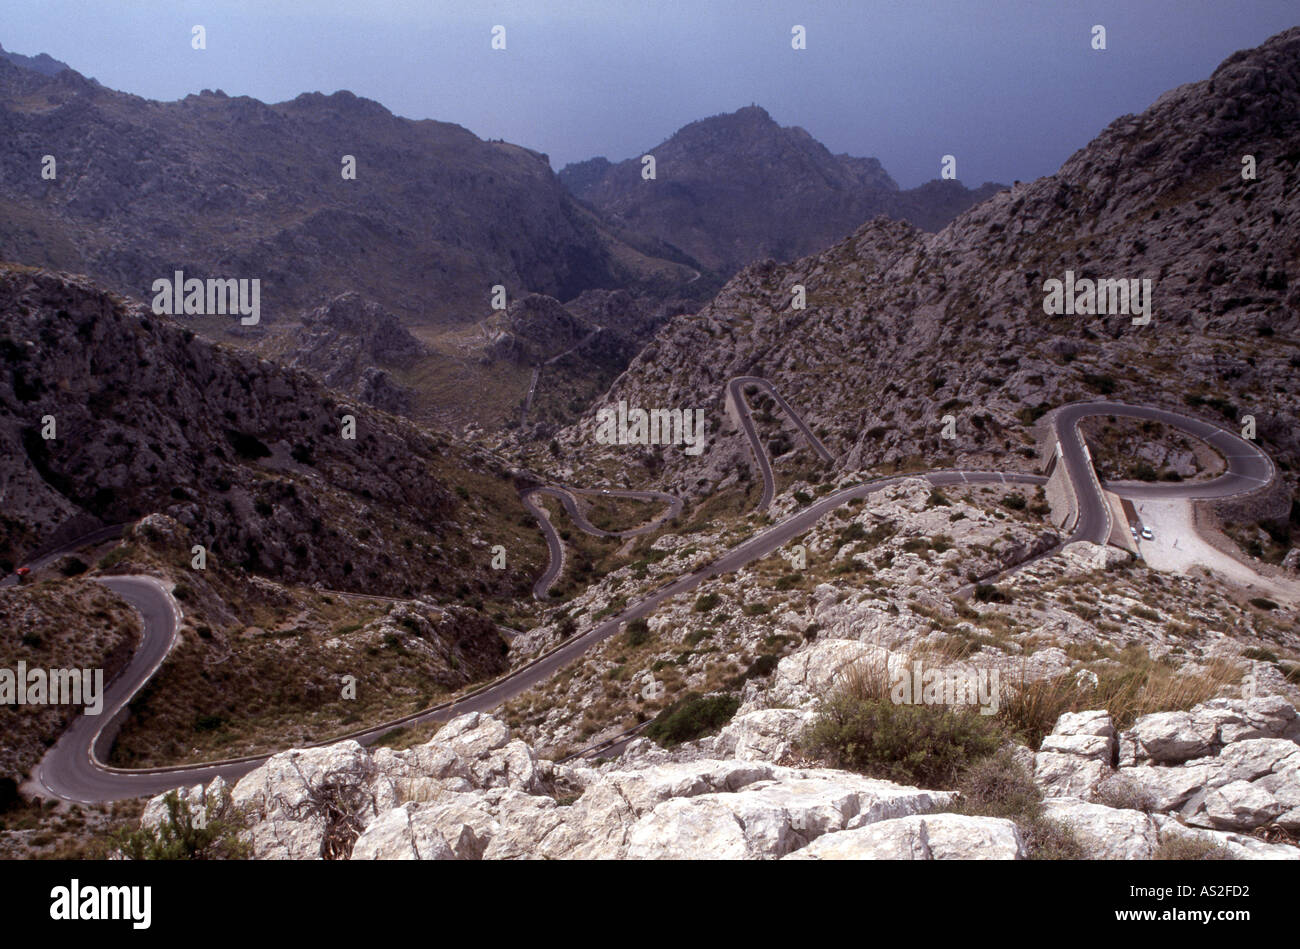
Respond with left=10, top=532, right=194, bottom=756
left=0, top=57, right=691, bottom=331
left=563, top=29, right=1300, bottom=517
left=472, top=290, right=686, bottom=434
left=484, top=294, right=599, bottom=366
left=284, top=293, right=426, bottom=414
left=0, top=265, right=541, bottom=600
left=0, top=41, right=70, bottom=77
left=560, top=105, right=1003, bottom=275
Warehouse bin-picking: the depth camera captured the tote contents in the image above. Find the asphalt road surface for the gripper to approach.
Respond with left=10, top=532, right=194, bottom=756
left=30, top=389, right=1277, bottom=801
left=520, top=485, right=681, bottom=599
left=729, top=375, right=835, bottom=511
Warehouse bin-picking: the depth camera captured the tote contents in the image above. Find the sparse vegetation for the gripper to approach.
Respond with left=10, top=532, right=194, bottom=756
left=950, top=749, right=1085, bottom=860
left=111, top=790, right=249, bottom=860
left=644, top=692, right=740, bottom=747
left=800, top=660, right=1005, bottom=788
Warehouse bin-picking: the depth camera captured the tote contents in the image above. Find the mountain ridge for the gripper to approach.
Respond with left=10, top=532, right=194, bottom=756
left=558, top=26, right=1300, bottom=534
left=559, top=103, right=1003, bottom=274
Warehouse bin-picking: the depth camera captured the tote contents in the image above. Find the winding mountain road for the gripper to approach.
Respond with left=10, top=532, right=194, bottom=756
left=729, top=375, right=835, bottom=510
left=30, top=384, right=1277, bottom=801
left=519, top=485, right=682, bottom=599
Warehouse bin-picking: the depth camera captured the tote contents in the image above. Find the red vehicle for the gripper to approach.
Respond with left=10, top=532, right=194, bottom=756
left=15, top=566, right=30, bottom=577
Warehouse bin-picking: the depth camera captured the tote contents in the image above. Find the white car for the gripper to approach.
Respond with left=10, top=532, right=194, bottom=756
left=1141, top=527, right=1154, bottom=540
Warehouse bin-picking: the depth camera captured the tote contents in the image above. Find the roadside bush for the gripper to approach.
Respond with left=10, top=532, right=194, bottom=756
left=693, top=592, right=721, bottom=612
left=644, top=692, right=740, bottom=747
left=973, top=583, right=1010, bottom=604
left=59, top=557, right=88, bottom=577
left=624, top=618, right=650, bottom=647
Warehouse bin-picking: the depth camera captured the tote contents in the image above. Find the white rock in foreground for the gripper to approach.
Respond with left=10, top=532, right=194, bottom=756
left=783, top=814, right=1026, bottom=860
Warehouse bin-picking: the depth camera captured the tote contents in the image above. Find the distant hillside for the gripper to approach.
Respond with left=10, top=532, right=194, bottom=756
left=563, top=29, right=1300, bottom=515
left=0, top=41, right=70, bottom=77
left=560, top=105, right=1003, bottom=275
left=0, top=265, right=546, bottom=599
left=0, top=58, right=692, bottom=331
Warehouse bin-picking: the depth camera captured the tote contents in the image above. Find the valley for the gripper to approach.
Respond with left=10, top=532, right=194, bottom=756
left=1, top=15, right=1299, bottom=873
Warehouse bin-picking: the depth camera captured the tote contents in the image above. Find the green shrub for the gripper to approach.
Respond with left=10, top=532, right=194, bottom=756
left=950, top=749, right=1085, bottom=860
left=59, top=557, right=88, bottom=577
left=193, top=714, right=226, bottom=733
left=644, top=692, right=740, bottom=747
left=741, top=653, right=780, bottom=680
left=1249, top=597, right=1278, bottom=611
left=694, top=592, right=721, bottom=612
left=837, top=522, right=867, bottom=544
left=1001, top=494, right=1027, bottom=511
left=684, top=628, right=713, bottom=647
left=111, top=790, right=249, bottom=860
left=1082, top=373, right=1117, bottom=395
left=226, top=429, right=271, bottom=460
left=624, top=618, right=650, bottom=647
left=800, top=691, right=1004, bottom=789
left=1017, top=403, right=1049, bottom=426
left=974, top=583, right=1010, bottom=603
left=97, top=547, right=132, bottom=570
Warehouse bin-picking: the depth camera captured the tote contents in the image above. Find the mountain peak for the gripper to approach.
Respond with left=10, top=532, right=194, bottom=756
left=731, top=103, right=774, bottom=121
left=0, top=41, right=71, bottom=77
left=558, top=105, right=1002, bottom=273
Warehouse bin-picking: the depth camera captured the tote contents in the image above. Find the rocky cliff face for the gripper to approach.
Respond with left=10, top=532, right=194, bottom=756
left=285, top=293, right=425, bottom=414
left=0, top=266, right=528, bottom=599
left=563, top=29, right=1300, bottom=500
left=484, top=294, right=595, bottom=366
left=0, top=59, right=682, bottom=329
left=560, top=105, right=1002, bottom=275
